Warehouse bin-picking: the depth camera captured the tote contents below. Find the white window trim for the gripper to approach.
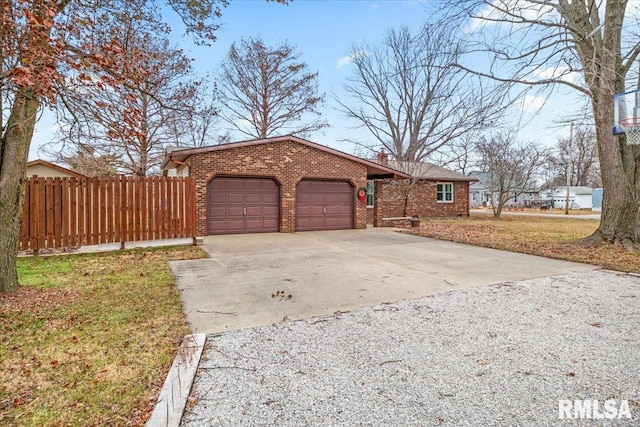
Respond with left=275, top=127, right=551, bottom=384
left=437, top=182, right=454, bottom=203
left=366, top=180, right=375, bottom=208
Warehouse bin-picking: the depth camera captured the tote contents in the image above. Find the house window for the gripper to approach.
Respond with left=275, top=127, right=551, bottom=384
left=366, top=180, right=375, bottom=207
left=437, top=183, right=453, bottom=203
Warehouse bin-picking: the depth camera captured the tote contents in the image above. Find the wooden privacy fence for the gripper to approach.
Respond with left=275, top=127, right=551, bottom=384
left=19, top=175, right=196, bottom=252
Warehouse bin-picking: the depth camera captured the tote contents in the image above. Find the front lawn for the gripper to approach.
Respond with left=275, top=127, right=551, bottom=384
left=0, top=245, right=206, bottom=426
left=410, top=215, right=640, bottom=273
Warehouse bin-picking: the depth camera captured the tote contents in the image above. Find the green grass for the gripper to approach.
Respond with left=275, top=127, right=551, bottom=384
left=0, top=245, right=206, bottom=426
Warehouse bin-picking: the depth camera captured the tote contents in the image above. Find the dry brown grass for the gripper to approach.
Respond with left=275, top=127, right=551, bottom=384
left=0, top=245, right=206, bottom=426
left=408, top=215, right=640, bottom=273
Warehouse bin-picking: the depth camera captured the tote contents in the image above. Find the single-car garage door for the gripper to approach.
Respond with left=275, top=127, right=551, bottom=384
left=296, top=180, right=354, bottom=231
left=207, top=177, right=279, bottom=235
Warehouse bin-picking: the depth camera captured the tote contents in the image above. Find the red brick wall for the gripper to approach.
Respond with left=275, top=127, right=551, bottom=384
left=188, top=139, right=368, bottom=235
left=373, top=180, right=470, bottom=226
left=366, top=207, right=374, bottom=224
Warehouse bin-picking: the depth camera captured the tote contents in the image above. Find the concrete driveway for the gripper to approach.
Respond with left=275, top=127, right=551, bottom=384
left=170, top=228, right=597, bottom=334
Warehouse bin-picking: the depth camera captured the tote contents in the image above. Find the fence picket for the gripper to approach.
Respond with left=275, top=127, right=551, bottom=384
left=69, top=178, right=77, bottom=247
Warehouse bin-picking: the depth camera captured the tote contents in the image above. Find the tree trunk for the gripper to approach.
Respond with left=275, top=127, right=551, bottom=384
left=589, top=25, right=639, bottom=247
left=494, top=201, right=503, bottom=218
left=565, top=1, right=640, bottom=247
left=588, top=96, right=639, bottom=247
left=0, top=91, right=39, bottom=293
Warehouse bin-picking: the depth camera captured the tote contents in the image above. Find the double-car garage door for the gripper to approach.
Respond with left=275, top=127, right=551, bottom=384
left=207, top=177, right=353, bottom=234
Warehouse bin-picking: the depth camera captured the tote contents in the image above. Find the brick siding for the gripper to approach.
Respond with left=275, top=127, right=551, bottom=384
left=188, top=138, right=368, bottom=235
left=366, top=207, right=374, bottom=224
left=373, top=180, right=470, bottom=227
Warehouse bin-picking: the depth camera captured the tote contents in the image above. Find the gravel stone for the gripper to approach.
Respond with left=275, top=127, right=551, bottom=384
left=181, top=270, right=640, bottom=426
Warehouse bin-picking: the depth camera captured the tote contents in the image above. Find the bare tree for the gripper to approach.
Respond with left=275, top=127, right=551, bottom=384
left=337, top=21, right=509, bottom=163
left=61, top=144, right=118, bottom=178
left=476, top=132, right=548, bottom=218
left=218, top=36, right=328, bottom=139
left=168, top=77, right=220, bottom=148
left=429, top=135, right=478, bottom=174
left=438, top=1, right=640, bottom=246
left=53, top=30, right=201, bottom=176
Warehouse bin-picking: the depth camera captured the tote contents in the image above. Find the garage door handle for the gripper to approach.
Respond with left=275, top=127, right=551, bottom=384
left=323, top=207, right=327, bottom=214
left=243, top=207, right=247, bottom=216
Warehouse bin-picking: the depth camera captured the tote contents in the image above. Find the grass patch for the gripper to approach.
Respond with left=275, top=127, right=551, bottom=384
left=0, top=245, right=206, bottom=426
left=409, top=215, right=640, bottom=273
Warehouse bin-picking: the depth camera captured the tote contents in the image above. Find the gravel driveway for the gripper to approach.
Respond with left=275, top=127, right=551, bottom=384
left=181, top=270, right=639, bottom=426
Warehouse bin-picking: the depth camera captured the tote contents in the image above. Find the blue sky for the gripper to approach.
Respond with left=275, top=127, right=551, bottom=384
left=31, top=0, right=575, bottom=161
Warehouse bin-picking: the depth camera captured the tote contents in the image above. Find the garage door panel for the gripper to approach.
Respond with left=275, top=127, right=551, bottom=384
left=309, top=193, right=325, bottom=204
left=245, top=192, right=266, bottom=204
left=297, top=193, right=310, bottom=204
left=310, top=218, right=326, bottom=227
left=207, top=177, right=279, bottom=235
left=227, top=206, right=245, bottom=216
left=309, top=206, right=325, bottom=215
left=245, top=218, right=265, bottom=230
left=263, top=206, right=279, bottom=216
left=245, top=206, right=270, bottom=216
left=324, top=194, right=338, bottom=203
left=296, top=180, right=354, bottom=231
left=227, top=180, right=245, bottom=190
left=263, top=193, right=279, bottom=204
left=226, top=219, right=245, bottom=231
left=209, top=193, right=227, bottom=203
left=208, top=206, right=228, bottom=217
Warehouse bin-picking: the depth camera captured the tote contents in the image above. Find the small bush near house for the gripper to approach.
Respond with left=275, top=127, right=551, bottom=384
left=0, top=245, right=206, bottom=426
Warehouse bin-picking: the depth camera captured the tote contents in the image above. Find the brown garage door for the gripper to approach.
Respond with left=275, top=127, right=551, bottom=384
left=296, top=180, right=354, bottom=231
left=207, top=177, right=279, bottom=235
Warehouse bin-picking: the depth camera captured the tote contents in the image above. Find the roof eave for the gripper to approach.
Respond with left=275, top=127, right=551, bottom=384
left=162, top=135, right=412, bottom=179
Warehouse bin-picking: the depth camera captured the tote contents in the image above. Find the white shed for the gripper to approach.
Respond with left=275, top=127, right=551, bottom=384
left=552, top=186, right=593, bottom=209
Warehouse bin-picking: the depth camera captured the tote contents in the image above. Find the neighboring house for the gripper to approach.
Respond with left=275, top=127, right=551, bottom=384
left=468, top=170, right=541, bottom=208
left=548, top=186, right=594, bottom=209
left=26, top=159, right=87, bottom=179
left=468, top=171, right=492, bottom=208
left=162, top=135, right=409, bottom=235
left=369, top=152, right=475, bottom=226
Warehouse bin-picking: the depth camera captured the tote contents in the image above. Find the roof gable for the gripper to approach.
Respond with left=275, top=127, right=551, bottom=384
left=162, top=135, right=410, bottom=179
left=26, top=159, right=87, bottom=178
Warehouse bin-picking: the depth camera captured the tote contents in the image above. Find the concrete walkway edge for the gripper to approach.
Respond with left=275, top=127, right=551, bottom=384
left=146, top=333, right=206, bottom=427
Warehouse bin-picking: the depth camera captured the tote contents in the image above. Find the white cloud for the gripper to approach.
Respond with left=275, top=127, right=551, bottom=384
left=335, top=50, right=368, bottom=70
left=533, top=66, right=578, bottom=84
left=520, top=94, right=546, bottom=112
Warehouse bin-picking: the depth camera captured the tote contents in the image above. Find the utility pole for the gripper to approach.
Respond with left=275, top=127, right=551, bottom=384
left=565, top=122, right=573, bottom=215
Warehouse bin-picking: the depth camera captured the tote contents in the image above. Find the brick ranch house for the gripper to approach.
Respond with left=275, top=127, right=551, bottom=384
left=162, top=135, right=473, bottom=235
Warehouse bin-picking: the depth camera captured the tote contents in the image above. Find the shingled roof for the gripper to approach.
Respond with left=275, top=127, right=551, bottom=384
left=385, top=160, right=476, bottom=182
